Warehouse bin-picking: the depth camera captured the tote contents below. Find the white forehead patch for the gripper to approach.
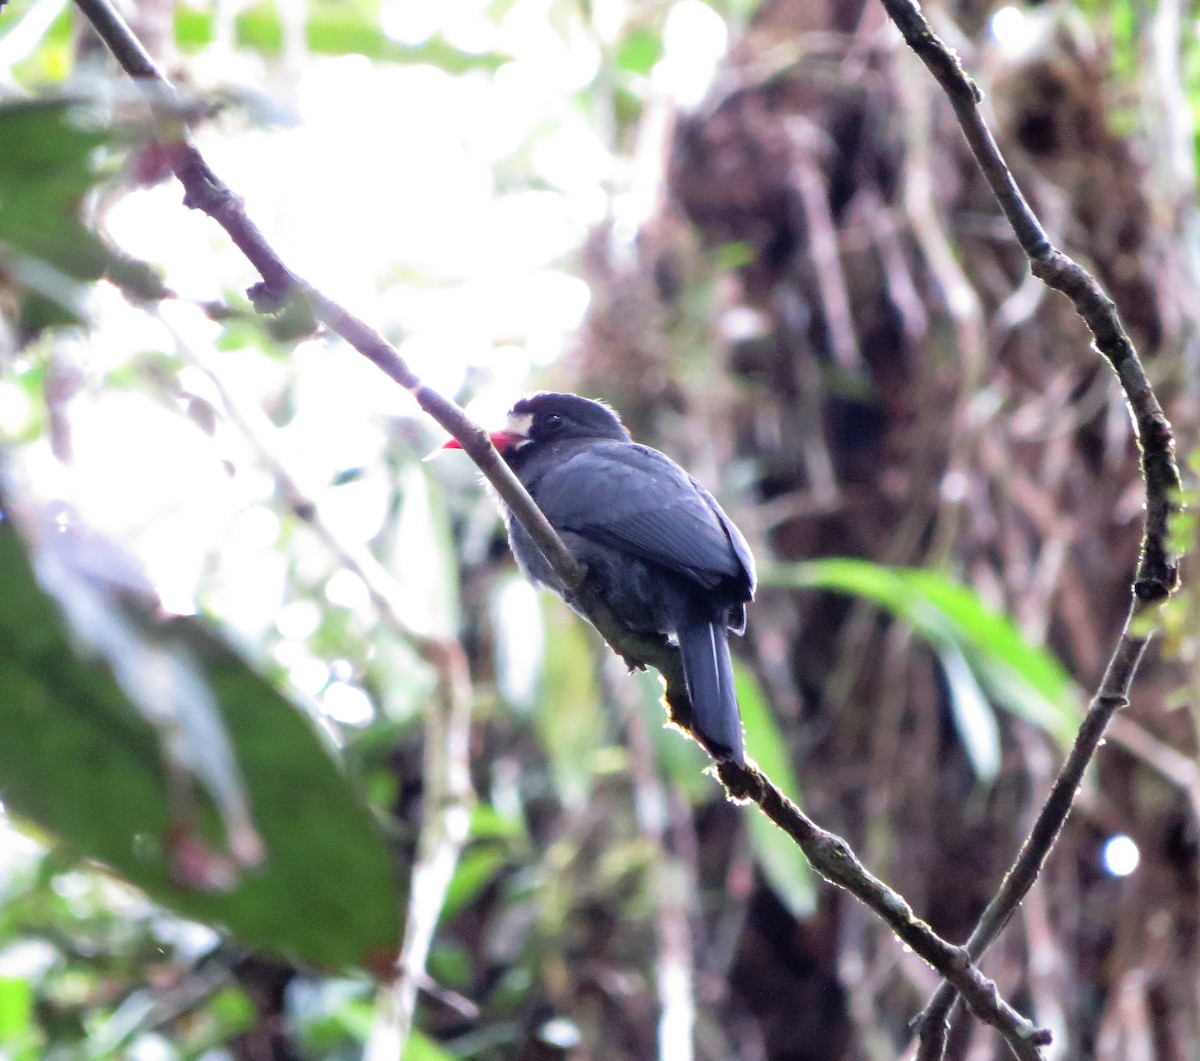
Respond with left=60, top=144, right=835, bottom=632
left=506, top=412, right=534, bottom=437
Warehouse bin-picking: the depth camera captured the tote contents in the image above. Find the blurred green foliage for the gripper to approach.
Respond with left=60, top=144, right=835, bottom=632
left=174, top=3, right=510, bottom=71
left=0, top=98, right=163, bottom=336
left=767, top=559, right=1084, bottom=759
left=738, top=668, right=816, bottom=918
left=0, top=518, right=404, bottom=971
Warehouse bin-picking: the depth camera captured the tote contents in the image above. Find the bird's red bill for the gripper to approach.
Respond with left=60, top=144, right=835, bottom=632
left=440, top=431, right=523, bottom=452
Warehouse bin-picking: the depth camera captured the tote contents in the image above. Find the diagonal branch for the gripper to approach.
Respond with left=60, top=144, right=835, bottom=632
left=69, top=0, right=704, bottom=775
left=875, top=2, right=1182, bottom=1058
left=717, top=762, right=1049, bottom=1059
left=74, top=1, right=1053, bottom=1055
left=71, top=0, right=587, bottom=597
left=878, top=0, right=1178, bottom=604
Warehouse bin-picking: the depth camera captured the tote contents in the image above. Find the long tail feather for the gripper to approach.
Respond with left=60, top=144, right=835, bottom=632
left=676, top=617, right=744, bottom=764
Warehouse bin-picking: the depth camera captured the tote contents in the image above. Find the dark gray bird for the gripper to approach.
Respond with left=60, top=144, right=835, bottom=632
left=448, top=392, right=755, bottom=763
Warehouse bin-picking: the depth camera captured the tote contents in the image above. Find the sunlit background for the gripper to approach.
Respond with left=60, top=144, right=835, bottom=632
left=2, top=0, right=731, bottom=687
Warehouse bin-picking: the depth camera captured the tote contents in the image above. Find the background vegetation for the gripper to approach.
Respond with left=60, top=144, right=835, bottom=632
left=0, top=0, right=1197, bottom=1058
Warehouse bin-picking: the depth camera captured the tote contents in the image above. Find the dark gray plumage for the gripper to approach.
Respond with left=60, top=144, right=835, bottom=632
left=490, top=392, right=755, bottom=763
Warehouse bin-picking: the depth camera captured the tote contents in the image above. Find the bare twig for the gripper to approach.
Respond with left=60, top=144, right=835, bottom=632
left=788, top=124, right=861, bottom=372
left=875, top=2, right=1182, bottom=1057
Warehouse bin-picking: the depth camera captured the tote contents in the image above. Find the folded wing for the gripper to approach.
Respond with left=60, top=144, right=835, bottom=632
left=533, top=442, right=754, bottom=595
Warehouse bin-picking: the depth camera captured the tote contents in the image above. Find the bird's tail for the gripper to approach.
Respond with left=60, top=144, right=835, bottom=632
left=676, top=616, right=744, bottom=764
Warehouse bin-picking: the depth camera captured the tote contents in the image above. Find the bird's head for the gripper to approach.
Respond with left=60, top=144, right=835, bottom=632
left=442, top=392, right=631, bottom=455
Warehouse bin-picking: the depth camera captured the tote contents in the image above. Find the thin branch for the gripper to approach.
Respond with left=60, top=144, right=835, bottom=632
left=75, top=2, right=1051, bottom=1054
left=915, top=624, right=1151, bottom=1059
left=71, top=0, right=585, bottom=588
left=716, top=761, right=1050, bottom=1060
left=875, top=2, right=1182, bottom=1057
left=878, top=0, right=1178, bottom=604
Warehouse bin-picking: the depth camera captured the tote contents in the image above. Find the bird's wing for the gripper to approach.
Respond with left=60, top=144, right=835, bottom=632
left=694, top=471, right=757, bottom=596
left=533, top=442, right=749, bottom=590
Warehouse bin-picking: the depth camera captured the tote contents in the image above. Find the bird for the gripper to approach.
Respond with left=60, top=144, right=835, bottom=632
left=445, top=392, right=755, bottom=763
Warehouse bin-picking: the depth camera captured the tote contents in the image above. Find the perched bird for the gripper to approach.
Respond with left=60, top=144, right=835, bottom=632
left=446, top=392, right=755, bottom=763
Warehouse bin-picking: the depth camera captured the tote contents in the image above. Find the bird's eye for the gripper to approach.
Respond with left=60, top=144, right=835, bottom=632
left=542, top=414, right=564, bottom=432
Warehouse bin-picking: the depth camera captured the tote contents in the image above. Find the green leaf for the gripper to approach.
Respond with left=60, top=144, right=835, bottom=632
left=0, top=976, right=34, bottom=1046
left=403, top=1030, right=458, bottom=1061
left=0, top=98, right=109, bottom=324
left=468, top=801, right=525, bottom=842
left=713, top=241, right=755, bottom=269
left=173, top=3, right=509, bottom=72
left=1, top=0, right=76, bottom=87
left=536, top=598, right=604, bottom=806
left=0, top=97, right=163, bottom=334
left=763, top=559, right=1082, bottom=751
left=439, top=845, right=507, bottom=925
left=0, top=521, right=403, bottom=972
left=933, top=640, right=1001, bottom=782
left=616, top=28, right=662, bottom=76
left=738, top=667, right=816, bottom=919
left=633, top=668, right=711, bottom=804
left=900, top=568, right=1079, bottom=744
left=293, top=979, right=375, bottom=1052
